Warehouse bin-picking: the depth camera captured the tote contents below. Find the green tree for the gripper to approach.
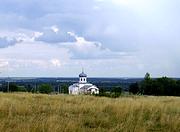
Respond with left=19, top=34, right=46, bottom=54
left=176, top=80, right=180, bottom=96
left=129, top=82, right=139, bottom=94
left=156, top=77, right=176, bottom=96
left=61, top=84, right=69, bottom=94
left=132, top=73, right=180, bottom=96
left=39, top=84, right=53, bottom=94
left=144, top=72, right=151, bottom=81
left=9, top=83, right=19, bottom=92
left=99, top=87, right=106, bottom=96
left=18, top=86, right=27, bottom=92
left=111, top=86, right=122, bottom=98
left=140, top=72, right=155, bottom=95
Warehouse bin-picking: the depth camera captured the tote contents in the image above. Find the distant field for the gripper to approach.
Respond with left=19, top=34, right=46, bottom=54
left=0, top=93, right=179, bottom=132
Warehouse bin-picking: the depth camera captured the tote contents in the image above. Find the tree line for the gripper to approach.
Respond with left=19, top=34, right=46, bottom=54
left=1, top=73, right=179, bottom=97
left=0, top=83, right=69, bottom=94
left=96, top=86, right=122, bottom=98
left=129, top=73, right=180, bottom=96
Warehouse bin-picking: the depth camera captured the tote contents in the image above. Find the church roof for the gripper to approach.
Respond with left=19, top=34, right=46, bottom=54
left=79, top=72, right=87, bottom=77
left=80, top=85, right=92, bottom=90
left=80, top=84, right=98, bottom=90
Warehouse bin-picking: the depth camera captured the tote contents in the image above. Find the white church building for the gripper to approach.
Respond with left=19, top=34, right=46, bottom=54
left=69, top=71, right=99, bottom=95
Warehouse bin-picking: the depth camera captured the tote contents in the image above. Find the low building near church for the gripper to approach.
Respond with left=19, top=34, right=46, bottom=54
left=69, top=71, right=99, bottom=95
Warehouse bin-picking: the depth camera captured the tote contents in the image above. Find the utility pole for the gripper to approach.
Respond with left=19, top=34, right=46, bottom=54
left=59, top=85, right=61, bottom=94
left=57, top=85, right=59, bottom=94
left=7, top=64, right=10, bottom=92
left=7, top=78, right=10, bottom=92
left=31, top=83, right=36, bottom=93
left=35, top=83, right=37, bottom=93
left=0, top=72, right=2, bottom=92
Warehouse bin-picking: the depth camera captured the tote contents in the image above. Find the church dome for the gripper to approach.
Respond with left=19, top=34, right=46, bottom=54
left=79, top=72, right=87, bottom=77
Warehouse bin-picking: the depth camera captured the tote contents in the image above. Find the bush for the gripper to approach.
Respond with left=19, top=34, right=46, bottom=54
left=60, top=84, right=69, bottom=94
left=9, top=83, right=19, bottom=92
left=18, top=86, right=27, bottom=92
left=39, top=84, right=53, bottom=94
left=96, top=86, right=122, bottom=98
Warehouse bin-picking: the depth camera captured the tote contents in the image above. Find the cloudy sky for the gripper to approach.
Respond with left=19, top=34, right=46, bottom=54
left=0, top=0, right=180, bottom=77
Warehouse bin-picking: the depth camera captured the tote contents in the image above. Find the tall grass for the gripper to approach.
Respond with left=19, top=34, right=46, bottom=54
left=0, top=93, right=179, bottom=132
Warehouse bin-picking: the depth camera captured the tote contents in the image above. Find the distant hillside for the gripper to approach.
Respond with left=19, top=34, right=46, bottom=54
left=0, top=77, right=144, bottom=91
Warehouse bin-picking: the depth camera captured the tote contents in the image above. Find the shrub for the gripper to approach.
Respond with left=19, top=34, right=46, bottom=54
left=39, top=84, right=53, bottom=94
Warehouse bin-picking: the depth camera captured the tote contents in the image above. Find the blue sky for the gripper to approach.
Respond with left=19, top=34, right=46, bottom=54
left=0, top=0, right=180, bottom=77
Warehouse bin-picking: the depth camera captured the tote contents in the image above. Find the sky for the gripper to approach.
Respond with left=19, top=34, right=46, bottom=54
left=0, top=0, right=180, bottom=77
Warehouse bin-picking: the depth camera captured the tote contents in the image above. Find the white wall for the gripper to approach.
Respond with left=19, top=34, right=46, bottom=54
left=79, top=77, right=87, bottom=83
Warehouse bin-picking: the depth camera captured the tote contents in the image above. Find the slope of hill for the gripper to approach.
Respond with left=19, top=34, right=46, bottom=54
left=0, top=93, right=179, bottom=132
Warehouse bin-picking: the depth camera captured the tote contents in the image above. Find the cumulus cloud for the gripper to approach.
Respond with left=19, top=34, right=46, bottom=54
left=15, top=32, right=43, bottom=42
left=0, top=28, right=133, bottom=77
left=65, top=32, right=128, bottom=59
left=50, top=25, right=59, bottom=33
left=0, top=29, right=125, bottom=60
left=0, top=0, right=180, bottom=77
left=36, top=26, right=76, bottom=43
left=0, top=37, right=18, bottom=48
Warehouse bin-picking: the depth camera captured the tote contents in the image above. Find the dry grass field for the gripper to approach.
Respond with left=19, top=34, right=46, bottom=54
left=0, top=93, right=179, bottom=132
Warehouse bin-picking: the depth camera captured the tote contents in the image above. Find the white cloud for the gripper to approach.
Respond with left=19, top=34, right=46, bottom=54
left=32, top=32, right=43, bottom=41
left=0, top=0, right=179, bottom=77
left=0, top=29, right=134, bottom=77
left=0, top=29, right=44, bottom=44
left=36, top=26, right=76, bottom=43
left=50, top=59, right=62, bottom=67
left=66, top=32, right=128, bottom=59
left=0, top=59, right=9, bottom=68
left=0, top=40, right=71, bottom=76
left=50, top=25, right=59, bottom=33
left=0, top=36, right=18, bottom=48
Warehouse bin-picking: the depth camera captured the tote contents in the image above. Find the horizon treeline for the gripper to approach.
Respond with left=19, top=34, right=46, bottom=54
left=129, top=73, right=180, bottom=96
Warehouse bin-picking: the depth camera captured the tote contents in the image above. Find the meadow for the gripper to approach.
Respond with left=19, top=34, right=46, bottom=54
left=0, top=93, right=179, bottom=132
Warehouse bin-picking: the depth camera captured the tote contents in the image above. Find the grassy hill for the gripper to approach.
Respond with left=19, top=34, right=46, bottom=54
left=0, top=93, right=179, bottom=132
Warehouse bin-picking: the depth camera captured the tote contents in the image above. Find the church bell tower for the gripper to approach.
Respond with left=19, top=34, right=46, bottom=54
left=79, top=69, right=87, bottom=84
